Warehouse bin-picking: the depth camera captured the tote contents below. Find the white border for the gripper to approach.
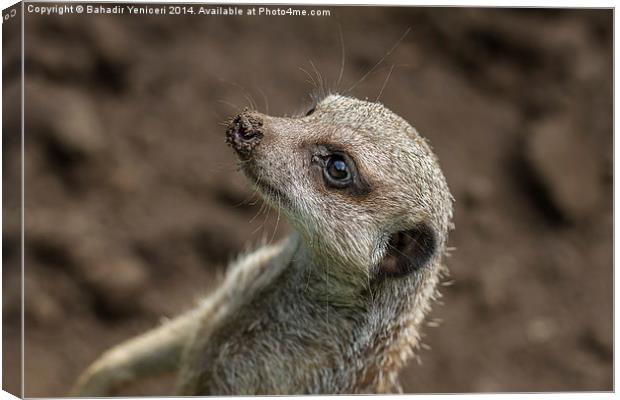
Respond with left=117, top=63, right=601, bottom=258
left=0, top=1, right=615, bottom=400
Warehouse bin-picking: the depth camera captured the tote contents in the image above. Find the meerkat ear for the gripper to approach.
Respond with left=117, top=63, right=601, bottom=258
left=378, top=224, right=437, bottom=277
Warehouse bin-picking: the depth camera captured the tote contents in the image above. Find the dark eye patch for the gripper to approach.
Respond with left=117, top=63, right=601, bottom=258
left=311, top=145, right=371, bottom=197
left=305, top=107, right=316, bottom=116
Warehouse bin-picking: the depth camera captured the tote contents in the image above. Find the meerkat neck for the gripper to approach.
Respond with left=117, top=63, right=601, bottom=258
left=284, top=232, right=370, bottom=314
left=273, top=232, right=425, bottom=391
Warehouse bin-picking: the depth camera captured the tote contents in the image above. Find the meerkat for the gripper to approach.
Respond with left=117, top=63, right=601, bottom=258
left=70, top=94, right=454, bottom=396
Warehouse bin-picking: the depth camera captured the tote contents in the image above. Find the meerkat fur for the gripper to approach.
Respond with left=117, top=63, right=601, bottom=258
left=71, top=94, right=454, bottom=396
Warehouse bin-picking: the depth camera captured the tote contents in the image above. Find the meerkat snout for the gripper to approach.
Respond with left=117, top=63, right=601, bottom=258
left=226, top=111, right=265, bottom=158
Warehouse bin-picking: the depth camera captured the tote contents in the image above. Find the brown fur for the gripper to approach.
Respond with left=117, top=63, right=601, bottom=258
left=71, top=94, right=453, bottom=396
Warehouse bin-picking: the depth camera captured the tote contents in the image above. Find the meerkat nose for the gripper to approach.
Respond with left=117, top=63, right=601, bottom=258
left=225, top=112, right=265, bottom=158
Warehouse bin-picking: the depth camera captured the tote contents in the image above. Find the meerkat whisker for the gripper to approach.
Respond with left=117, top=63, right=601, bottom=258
left=346, top=26, right=412, bottom=94
left=268, top=195, right=282, bottom=246
left=217, top=99, right=241, bottom=111
left=308, top=59, right=326, bottom=99
left=298, top=67, right=318, bottom=90
left=376, top=64, right=396, bottom=102
left=255, top=86, right=270, bottom=115
left=335, top=19, right=347, bottom=91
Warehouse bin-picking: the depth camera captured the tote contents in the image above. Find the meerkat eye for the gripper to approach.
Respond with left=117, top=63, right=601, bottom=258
left=305, top=107, right=316, bottom=116
left=324, top=155, right=352, bottom=186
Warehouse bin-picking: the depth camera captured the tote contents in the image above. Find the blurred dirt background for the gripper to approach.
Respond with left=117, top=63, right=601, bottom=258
left=2, top=5, right=613, bottom=396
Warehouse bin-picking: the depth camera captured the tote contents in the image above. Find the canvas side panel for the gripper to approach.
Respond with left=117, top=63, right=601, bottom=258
left=2, top=1, right=24, bottom=398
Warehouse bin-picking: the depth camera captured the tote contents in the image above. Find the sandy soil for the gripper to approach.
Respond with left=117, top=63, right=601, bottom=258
left=2, top=6, right=612, bottom=396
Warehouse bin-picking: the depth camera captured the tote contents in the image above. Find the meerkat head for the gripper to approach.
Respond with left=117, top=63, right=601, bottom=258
left=226, top=94, right=453, bottom=284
